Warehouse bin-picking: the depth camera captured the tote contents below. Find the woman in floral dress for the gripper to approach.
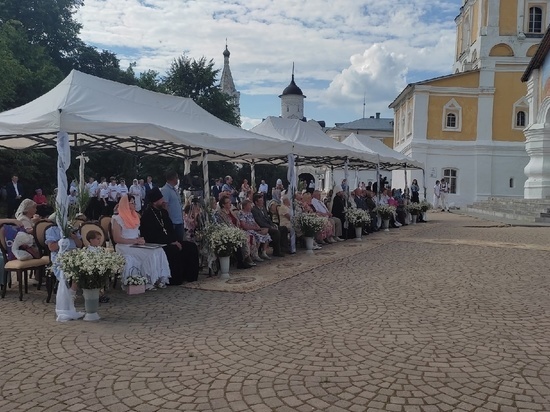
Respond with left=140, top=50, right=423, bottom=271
left=238, top=199, right=272, bottom=261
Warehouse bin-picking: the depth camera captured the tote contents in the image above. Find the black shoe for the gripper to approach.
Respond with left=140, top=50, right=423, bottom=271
left=237, top=262, right=253, bottom=269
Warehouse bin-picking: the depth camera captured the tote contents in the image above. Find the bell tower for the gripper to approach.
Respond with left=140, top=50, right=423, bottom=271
left=220, top=41, right=241, bottom=119
left=279, top=63, right=306, bottom=121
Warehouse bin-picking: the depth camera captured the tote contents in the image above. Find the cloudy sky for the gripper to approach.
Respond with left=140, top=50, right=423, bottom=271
left=75, top=0, right=462, bottom=129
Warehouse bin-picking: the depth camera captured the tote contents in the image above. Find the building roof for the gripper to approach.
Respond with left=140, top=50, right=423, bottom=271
left=388, top=69, right=480, bottom=109
left=332, top=117, right=393, bottom=132
left=279, top=74, right=305, bottom=97
left=522, top=25, right=550, bottom=82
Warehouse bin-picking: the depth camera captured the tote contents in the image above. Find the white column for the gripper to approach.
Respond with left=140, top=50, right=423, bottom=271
left=524, top=124, right=550, bottom=199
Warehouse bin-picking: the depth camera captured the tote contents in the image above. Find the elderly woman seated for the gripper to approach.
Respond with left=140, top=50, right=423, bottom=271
left=239, top=199, right=272, bottom=262
left=301, top=192, right=334, bottom=246
left=214, top=194, right=255, bottom=269
left=15, top=199, right=40, bottom=234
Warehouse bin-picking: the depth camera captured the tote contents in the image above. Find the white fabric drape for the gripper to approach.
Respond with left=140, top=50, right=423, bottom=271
left=422, top=169, right=427, bottom=200
left=55, top=131, right=84, bottom=322
left=287, top=154, right=297, bottom=253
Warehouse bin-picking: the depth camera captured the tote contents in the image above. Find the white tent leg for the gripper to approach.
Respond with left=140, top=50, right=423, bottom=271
left=287, top=154, right=297, bottom=254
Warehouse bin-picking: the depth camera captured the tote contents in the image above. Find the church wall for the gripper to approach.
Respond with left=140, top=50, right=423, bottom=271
left=425, top=71, right=480, bottom=88
left=471, top=0, right=480, bottom=42
left=426, top=95, right=478, bottom=141
left=492, top=71, right=527, bottom=141
left=499, top=0, right=518, bottom=35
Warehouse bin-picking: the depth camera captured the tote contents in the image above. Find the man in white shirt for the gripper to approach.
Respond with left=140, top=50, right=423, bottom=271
left=433, top=180, right=441, bottom=210
left=118, top=178, right=129, bottom=197
left=258, top=180, right=269, bottom=199
left=312, top=190, right=343, bottom=242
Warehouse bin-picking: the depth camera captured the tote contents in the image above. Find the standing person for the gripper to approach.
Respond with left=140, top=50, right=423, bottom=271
left=258, top=179, right=269, bottom=200
left=6, top=175, right=23, bottom=218
left=410, top=179, right=420, bottom=203
left=118, top=178, right=129, bottom=198
left=144, top=175, right=156, bottom=202
left=161, top=170, right=184, bottom=241
left=141, top=188, right=200, bottom=284
left=211, top=178, right=223, bottom=201
left=138, top=179, right=146, bottom=210
left=271, top=179, right=284, bottom=202
left=440, top=178, right=450, bottom=212
left=107, top=177, right=119, bottom=215
left=85, top=177, right=100, bottom=220
left=240, top=179, right=251, bottom=201
left=307, top=180, right=316, bottom=194
left=222, top=175, right=239, bottom=206
left=433, top=180, right=441, bottom=210
left=129, top=179, right=142, bottom=213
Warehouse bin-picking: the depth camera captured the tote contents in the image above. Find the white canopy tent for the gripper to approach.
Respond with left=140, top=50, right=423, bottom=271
left=0, top=70, right=290, bottom=160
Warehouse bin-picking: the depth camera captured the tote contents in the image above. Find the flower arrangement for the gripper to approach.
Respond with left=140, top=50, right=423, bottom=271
left=374, top=205, right=396, bottom=220
left=124, top=274, right=146, bottom=286
left=56, top=247, right=126, bottom=289
left=419, top=200, right=432, bottom=212
left=407, top=202, right=422, bottom=215
left=293, top=213, right=326, bottom=237
left=345, top=207, right=371, bottom=227
left=206, top=224, right=247, bottom=257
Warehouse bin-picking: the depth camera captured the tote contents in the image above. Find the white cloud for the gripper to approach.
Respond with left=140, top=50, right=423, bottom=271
left=240, top=116, right=263, bottom=131
left=75, top=0, right=462, bottom=125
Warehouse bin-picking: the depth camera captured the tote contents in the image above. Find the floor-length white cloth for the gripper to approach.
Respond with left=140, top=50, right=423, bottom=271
left=112, top=215, right=170, bottom=285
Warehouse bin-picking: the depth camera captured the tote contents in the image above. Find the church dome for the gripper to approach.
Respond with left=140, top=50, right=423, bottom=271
left=223, top=46, right=230, bottom=57
left=280, top=75, right=304, bottom=96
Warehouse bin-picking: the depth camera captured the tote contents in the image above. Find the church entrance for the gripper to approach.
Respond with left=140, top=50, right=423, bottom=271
left=299, top=172, right=315, bottom=193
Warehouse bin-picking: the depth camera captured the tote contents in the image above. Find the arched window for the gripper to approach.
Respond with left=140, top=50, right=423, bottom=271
left=529, top=7, right=543, bottom=33
left=446, top=113, right=457, bottom=128
left=516, top=111, right=526, bottom=127
left=509, top=178, right=515, bottom=188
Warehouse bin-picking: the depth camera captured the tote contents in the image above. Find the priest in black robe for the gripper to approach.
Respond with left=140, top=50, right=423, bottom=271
left=140, top=187, right=199, bottom=284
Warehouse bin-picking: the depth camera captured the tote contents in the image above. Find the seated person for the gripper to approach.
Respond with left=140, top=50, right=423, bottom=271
left=111, top=194, right=171, bottom=289
left=15, top=199, right=40, bottom=233
left=301, top=192, right=332, bottom=246
left=311, top=190, right=342, bottom=243
left=278, top=195, right=292, bottom=232
left=238, top=199, right=272, bottom=262
left=140, top=188, right=200, bottom=284
left=33, top=189, right=53, bottom=217
left=183, top=199, right=201, bottom=243
left=251, top=193, right=289, bottom=257
left=46, top=215, right=83, bottom=284
left=214, top=194, right=255, bottom=269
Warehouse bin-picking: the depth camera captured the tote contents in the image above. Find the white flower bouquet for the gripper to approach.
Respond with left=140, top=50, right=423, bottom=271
left=124, top=274, right=147, bottom=286
left=419, top=200, right=432, bottom=212
left=56, top=247, right=126, bottom=289
left=374, top=205, right=396, bottom=220
left=407, top=202, right=422, bottom=215
left=206, top=224, right=248, bottom=257
left=293, top=213, right=326, bottom=237
left=345, top=207, right=371, bottom=227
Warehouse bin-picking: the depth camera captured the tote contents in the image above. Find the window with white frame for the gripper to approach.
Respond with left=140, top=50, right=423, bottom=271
left=512, top=97, right=529, bottom=130
left=406, top=110, right=412, bottom=136
left=528, top=6, right=543, bottom=33
left=443, top=99, right=462, bottom=131
left=443, top=168, right=458, bottom=194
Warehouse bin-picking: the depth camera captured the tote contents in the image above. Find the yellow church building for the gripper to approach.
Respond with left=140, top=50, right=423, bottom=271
left=389, top=0, right=546, bottom=207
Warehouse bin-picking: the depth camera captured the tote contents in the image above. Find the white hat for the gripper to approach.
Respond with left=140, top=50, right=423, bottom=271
left=334, top=185, right=343, bottom=193
left=276, top=179, right=283, bottom=185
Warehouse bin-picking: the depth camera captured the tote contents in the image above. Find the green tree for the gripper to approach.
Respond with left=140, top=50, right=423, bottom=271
left=163, top=55, right=240, bottom=126
left=0, top=20, right=63, bottom=111
left=0, top=0, right=85, bottom=72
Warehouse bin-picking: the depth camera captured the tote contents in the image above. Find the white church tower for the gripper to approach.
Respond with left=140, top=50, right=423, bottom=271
left=220, top=43, right=240, bottom=119
left=279, top=64, right=306, bottom=120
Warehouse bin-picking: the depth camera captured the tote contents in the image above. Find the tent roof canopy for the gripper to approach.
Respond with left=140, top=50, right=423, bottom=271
left=342, top=133, right=424, bottom=170
left=0, top=70, right=291, bottom=160
left=250, top=117, right=380, bottom=168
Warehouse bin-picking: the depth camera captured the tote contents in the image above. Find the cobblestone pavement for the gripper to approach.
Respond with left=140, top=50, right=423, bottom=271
left=1, top=212, right=550, bottom=412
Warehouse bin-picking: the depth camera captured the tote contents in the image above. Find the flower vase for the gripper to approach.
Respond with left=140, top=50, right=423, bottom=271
left=382, top=219, right=390, bottom=232
left=411, top=214, right=418, bottom=224
left=218, top=255, right=230, bottom=280
left=422, top=211, right=428, bottom=222
left=354, top=227, right=363, bottom=241
left=127, top=284, right=145, bottom=295
left=82, top=288, right=101, bottom=321
left=304, top=237, right=315, bottom=255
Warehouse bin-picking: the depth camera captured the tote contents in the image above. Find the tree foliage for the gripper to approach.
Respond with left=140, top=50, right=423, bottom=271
left=164, top=55, right=240, bottom=126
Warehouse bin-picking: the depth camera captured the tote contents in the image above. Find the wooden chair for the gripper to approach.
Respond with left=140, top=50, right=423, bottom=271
left=34, top=220, right=55, bottom=302
left=98, top=216, right=112, bottom=242
left=0, top=224, right=50, bottom=301
left=80, top=222, right=106, bottom=247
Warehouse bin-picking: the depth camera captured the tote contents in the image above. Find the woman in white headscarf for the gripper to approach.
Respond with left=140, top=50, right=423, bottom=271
left=15, top=199, right=40, bottom=233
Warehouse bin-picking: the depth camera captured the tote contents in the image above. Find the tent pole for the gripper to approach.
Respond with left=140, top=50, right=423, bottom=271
left=287, top=154, right=296, bottom=253
left=251, top=161, right=256, bottom=192
left=202, top=151, right=210, bottom=203
left=404, top=165, right=408, bottom=202
left=376, top=155, right=381, bottom=202
left=422, top=169, right=427, bottom=200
